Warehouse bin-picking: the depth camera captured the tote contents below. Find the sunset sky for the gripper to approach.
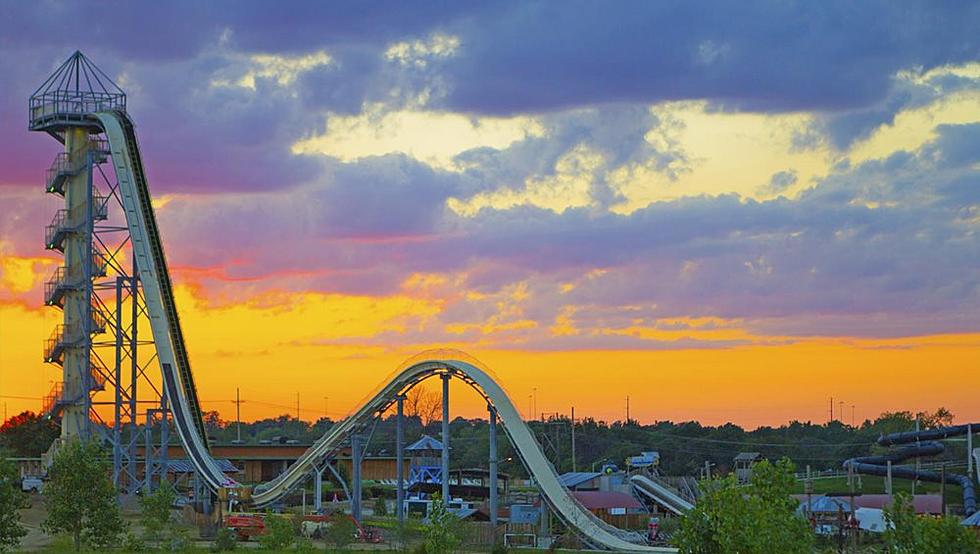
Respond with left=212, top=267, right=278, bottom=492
left=1, top=2, right=978, bottom=429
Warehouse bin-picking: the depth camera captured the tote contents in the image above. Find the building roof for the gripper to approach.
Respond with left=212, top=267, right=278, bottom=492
left=166, top=459, right=240, bottom=474
left=791, top=494, right=943, bottom=515
left=796, top=495, right=853, bottom=514
left=733, top=452, right=762, bottom=462
left=571, top=491, right=644, bottom=510
left=558, top=471, right=602, bottom=488
left=407, top=435, right=445, bottom=451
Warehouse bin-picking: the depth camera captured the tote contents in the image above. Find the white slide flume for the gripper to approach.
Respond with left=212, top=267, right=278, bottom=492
left=95, top=112, right=674, bottom=551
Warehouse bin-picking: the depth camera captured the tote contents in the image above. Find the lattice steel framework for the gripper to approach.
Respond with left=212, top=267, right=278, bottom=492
left=31, top=51, right=169, bottom=494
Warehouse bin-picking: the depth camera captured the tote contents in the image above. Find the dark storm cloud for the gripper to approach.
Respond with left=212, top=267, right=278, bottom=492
left=439, top=1, right=980, bottom=115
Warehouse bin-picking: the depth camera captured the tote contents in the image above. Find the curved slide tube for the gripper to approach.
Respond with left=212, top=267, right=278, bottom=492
left=252, top=354, right=670, bottom=551
left=94, top=112, right=669, bottom=550
left=843, top=424, right=979, bottom=515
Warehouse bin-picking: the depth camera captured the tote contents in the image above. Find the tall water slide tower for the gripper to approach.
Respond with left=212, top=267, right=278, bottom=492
left=30, top=52, right=174, bottom=491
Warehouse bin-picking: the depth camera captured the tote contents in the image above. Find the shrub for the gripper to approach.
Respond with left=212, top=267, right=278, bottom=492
left=325, top=516, right=357, bottom=550
left=257, top=515, right=294, bottom=550
left=211, top=526, right=237, bottom=552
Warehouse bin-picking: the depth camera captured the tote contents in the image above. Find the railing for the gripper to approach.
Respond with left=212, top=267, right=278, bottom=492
left=44, top=197, right=108, bottom=250
left=92, top=247, right=108, bottom=277
left=44, top=267, right=79, bottom=306
left=87, top=137, right=110, bottom=163
left=90, top=304, right=107, bottom=334
left=44, top=210, right=69, bottom=250
left=41, top=382, right=63, bottom=415
left=89, top=356, right=107, bottom=391
left=44, top=153, right=80, bottom=194
left=29, top=90, right=125, bottom=129
left=43, top=324, right=79, bottom=363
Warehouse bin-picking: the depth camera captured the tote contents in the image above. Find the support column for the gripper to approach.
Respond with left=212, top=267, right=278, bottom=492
left=968, top=424, right=973, bottom=482
left=441, top=373, right=450, bottom=505
left=60, top=128, right=93, bottom=441
left=159, top=391, right=169, bottom=485
left=144, top=410, right=153, bottom=492
left=128, top=266, right=139, bottom=492
left=396, top=394, right=405, bottom=525
left=113, top=276, right=123, bottom=488
left=314, top=466, right=324, bottom=513
left=351, top=434, right=362, bottom=522
left=489, top=404, right=499, bottom=528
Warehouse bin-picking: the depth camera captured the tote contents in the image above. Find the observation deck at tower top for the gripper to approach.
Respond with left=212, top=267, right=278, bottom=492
left=29, top=50, right=126, bottom=135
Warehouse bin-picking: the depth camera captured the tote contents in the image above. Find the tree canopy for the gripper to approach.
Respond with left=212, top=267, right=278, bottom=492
left=43, top=440, right=125, bottom=551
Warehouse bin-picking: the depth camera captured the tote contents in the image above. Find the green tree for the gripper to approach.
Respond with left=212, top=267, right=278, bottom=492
left=0, top=411, right=60, bottom=457
left=257, top=514, right=294, bottom=550
left=139, top=481, right=183, bottom=547
left=325, top=516, right=357, bottom=550
left=0, top=454, right=27, bottom=552
left=43, top=440, right=125, bottom=551
left=673, top=458, right=812, bottom=554
left=884, top=492, right=979, bottom=553
left=425, top=494, right=462, bottom=554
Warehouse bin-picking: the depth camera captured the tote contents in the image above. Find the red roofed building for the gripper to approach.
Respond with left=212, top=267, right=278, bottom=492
left=571, top=491, right=645, bottom=516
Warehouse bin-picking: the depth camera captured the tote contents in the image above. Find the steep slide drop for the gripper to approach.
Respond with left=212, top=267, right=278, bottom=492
left=96, top=112, right=229, bottom=489
left=94, top=112, right=669, bottom=551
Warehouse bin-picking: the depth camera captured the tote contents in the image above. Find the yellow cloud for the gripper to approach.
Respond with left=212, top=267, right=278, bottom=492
left=211, top=50, right=333, bottom=90
left=292, top=104, right=544, bottom=169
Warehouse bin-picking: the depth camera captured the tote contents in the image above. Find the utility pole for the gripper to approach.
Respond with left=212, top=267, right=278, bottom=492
left=324, top=396, right=329, bottom=420
left=532, top=388, right=537, bottom=421
left=626, top=396, right=631, bottom=424
left=296, top=392, right=300, bottom=422
left=233, top=387, right=244, bottom=442
left=851, top=405, right=855, bottom=427
left=839, top=401, right=844, bottom=425
left=830, top=397, right=834, bottom=423
left=571, top=406, right=577, bottom=473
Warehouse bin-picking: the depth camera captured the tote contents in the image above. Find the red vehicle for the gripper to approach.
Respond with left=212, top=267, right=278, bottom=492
left=223, top=513, right=266, bottom=541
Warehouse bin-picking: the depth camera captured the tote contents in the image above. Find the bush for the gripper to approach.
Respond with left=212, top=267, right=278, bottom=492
left=257, top=515, right=294, bottom=550
left=0, top=454, right=27, bottom=553
left=325, top=516, right=357, bottom=550
left=139, top=481, right=179, bottom=545
left=374, top=496, right=388, bottom=516
left=211, top=526, right=237, bottom=552
left=884, top=492, right=979, bottom=553
left=673, top=458, right=812, bottom=554
left=424, top=495, right=461, bottom=554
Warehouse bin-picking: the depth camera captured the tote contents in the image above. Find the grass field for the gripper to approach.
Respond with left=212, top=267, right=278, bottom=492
left=791, top=474, right=961, bottom=496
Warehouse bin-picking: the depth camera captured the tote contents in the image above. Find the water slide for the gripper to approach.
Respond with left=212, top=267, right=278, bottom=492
left=97, top=112, right=229, bottom=489
left=843, top=424, right=978, bottom=515
left=93, top=111, right=671, bottom=551
left=630, top=475, right=694, bottom=516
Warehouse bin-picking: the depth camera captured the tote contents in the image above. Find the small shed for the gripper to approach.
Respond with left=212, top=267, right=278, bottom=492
left=407, top=435, right=445, bottom=484
left=733, top=452, right=763, bottom=483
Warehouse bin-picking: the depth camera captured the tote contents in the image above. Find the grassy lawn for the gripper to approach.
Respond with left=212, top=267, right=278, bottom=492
left=792, top=474, right=960, bottom=496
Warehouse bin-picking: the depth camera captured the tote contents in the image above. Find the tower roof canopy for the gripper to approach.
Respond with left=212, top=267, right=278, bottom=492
left=30, top=51, right=126, bottom=132
left=407, top=435, right=445, bottom=451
